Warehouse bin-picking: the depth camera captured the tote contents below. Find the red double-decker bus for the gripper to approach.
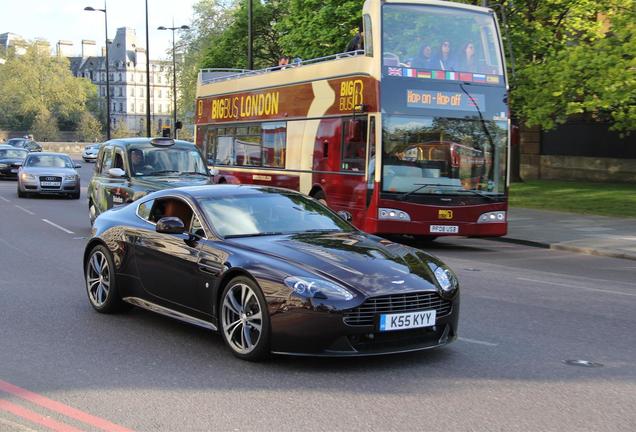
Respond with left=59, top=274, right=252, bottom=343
left=195, top=0, right=509, bottom=239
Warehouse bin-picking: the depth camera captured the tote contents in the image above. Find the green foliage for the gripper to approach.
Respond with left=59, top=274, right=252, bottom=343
left=76, top=111, right=103, bottom=142
left=495, top=0, right=635, bottom=132
left=0, top=43, right=101, bottom=133
left=111, top=121, right=132, bottom=139
left=277, top=0, right=363, bottom=59
left=31, top=108, right=59, bottom=142
left=200, top=0, right=286, bottom=70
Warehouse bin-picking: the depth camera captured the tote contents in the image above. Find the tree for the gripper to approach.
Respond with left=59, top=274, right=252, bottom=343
left=0, top=43, right=98, bottom=132
left=111, top=121, right=132, bottom=139
left=76, top=111, right=103, bottom=142
left=31, top=108, right=59, bottom=142
left=277, top=0, right=362, bottom=59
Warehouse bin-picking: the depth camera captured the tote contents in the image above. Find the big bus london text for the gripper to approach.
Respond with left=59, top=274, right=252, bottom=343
left=195, top=0, right=510, bottom=239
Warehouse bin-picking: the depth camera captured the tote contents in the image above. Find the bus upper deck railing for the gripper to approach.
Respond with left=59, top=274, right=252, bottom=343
left=198, top=50, right=366, bottom=85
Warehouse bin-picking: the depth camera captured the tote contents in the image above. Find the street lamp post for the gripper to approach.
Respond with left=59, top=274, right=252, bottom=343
left=145, top=0, right=151, bottom=137
left=84, top=2, right=111, bottom=140
left=247, top=0, right=253, bottom=70
left=158, top=23, right=190, bottom=139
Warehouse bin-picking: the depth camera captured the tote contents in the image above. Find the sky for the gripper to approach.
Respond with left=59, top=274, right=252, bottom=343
left=0, top=0, right=198, bottom=59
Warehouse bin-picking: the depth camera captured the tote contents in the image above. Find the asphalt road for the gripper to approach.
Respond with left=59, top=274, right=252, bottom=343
left=0, top=161, right=635, bottom=432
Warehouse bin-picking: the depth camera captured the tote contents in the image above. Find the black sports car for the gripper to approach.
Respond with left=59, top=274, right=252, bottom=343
left=0, top=145, right=28, bottom=179
left=84, top=185, right=459, bottom=360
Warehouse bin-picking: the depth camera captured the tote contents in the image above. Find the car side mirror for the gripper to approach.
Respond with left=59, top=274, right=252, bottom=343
left=156, top=217, right=186, bottom=235
left=74, top=163, right=82, bottom=169
left=337, top=210, right=353, bottom=222
left=107, top=168, right=126, bottom=178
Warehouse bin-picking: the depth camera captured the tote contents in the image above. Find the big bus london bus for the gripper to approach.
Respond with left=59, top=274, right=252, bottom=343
left=195, top=0, right=509, bottom=239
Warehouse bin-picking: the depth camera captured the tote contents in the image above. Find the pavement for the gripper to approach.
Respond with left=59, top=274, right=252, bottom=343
left=501, top=207, right=636, bottom=261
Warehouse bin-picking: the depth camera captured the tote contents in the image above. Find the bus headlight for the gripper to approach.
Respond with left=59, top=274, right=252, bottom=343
left=477, top=211, right=506, bottom=223
left=379, top=208, right=411, bottom=221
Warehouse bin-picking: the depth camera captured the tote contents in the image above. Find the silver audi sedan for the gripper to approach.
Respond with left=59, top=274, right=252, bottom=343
left=17, top=152, right=81, bottom=199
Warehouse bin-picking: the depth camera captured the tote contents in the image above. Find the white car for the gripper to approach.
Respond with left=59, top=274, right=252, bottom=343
left=82, top=144, right=101, bottom=162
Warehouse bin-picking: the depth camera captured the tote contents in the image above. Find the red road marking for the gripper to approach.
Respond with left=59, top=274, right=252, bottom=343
left=0, top=398, right=83, bottom=432
left=0, top=379, right=133, bottom=432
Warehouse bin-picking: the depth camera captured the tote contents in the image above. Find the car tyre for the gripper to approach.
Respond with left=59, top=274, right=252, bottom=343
left=71, top=191, right=80, bottom=200
left=85, top=245, right=129, bottom=314
left=220, top=276, right=270, bottom=361
left=17, top=188, right=26, bottom=198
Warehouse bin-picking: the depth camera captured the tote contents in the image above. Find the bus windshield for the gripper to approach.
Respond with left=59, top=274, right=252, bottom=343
left=381, top=115, right=508, bottom=196
left=382, top=4, right=503, bottom=76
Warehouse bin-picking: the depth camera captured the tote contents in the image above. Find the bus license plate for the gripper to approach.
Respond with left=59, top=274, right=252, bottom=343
left=379, top=310, right=436, bottom=332
left=41, top=181, right=61, bottom=187
left=430, top=225, right=459, bottom=233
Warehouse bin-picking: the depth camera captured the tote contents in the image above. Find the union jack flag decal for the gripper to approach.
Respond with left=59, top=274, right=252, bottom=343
left=387, top=67, right=402, bottom=76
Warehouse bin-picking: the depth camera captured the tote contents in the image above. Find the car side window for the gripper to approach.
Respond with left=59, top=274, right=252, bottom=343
left=137, top=199, right=155, bottom=221
left=113, top=149, right=126, bottom=172
left=100, top=147, right=114, bottom=174
left=148, top=197, right=205, bottom=237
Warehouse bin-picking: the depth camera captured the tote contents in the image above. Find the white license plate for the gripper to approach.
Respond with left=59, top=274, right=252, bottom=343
left=41, top=181, right=61, bottom=187
left=379, top=309, right=436, bottom=332
left=10, top=169, right=18, bottom=173
left=430, top=225, right=459, bottom=233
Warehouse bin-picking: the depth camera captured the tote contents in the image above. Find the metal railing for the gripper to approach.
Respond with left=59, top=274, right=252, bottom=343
left=198, top=50, right=366, bottom=85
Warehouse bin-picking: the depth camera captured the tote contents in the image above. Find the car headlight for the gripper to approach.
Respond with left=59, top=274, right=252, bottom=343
left=428, top=263, right=459, bottom=297
left=379, top=208, right=411, bottom=221
left=477, top=211, right=506, bottom=223
left=21, top=173, right=35, bottom=181
left=64, top=174, right=78, bottom=181
left=284, top=276, right=355, bottom=301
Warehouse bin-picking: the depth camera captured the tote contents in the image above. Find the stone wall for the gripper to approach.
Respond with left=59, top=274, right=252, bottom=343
left=540, top=155, right=636, bottom=183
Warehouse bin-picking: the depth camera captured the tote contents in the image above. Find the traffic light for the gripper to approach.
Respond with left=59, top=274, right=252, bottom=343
left=162, top=127, right=171, bottom=138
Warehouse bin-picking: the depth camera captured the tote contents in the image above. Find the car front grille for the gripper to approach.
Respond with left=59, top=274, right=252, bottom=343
left=39, top=176, right=62, bottom=189
left=343, top=291, right=452, bottom=326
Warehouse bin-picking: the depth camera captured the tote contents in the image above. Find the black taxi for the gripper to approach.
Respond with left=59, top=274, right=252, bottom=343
left=87, top=137, right=211, bottom=225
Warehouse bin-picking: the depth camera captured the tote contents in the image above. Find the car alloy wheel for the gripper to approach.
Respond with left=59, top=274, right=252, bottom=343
left=85, top=245, right=129, bottom=313
left=87, top=250, right=111, bottom=308
left=221, top=277, right=269, bottom=359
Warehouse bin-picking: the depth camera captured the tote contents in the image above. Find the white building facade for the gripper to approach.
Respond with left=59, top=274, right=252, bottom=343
left=69, top=27, right=173, bottom=135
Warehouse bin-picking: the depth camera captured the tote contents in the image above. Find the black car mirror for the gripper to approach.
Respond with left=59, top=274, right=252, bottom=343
left=74, top=163, right=82, bottom=169
left=156, top=217, right=186, bottom=235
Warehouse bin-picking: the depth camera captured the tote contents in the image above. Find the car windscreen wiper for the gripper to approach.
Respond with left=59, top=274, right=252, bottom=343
left=145, top=170, right=180, bottom=176
left=398, top=183, right=456, bottom=201
left=224, top=231, right=286, bottom=239
left=178, top=171, right=209, bottom=176
left=399, top=183, right=496, bottom=201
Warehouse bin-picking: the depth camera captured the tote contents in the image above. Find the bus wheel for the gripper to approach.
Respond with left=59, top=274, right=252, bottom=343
left=313, top=191, right=328, bottom=206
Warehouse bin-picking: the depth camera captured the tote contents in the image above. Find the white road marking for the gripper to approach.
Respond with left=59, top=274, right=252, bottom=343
left=41, top=219, right=74, bottom=234
left=0, top=196, right=10, bottom=202
left=14, top=205, right=35, bottom=215
left=517, top=277, right=636, bottom=297
left=458, top=337, right=499, bottom=347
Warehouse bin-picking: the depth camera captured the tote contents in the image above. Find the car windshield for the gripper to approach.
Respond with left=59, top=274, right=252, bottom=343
left=0, top=149, right=27, bottom=158
left=129, top=147, right=208, bottom=177
left=25, top=155, right=73, bottom=168
left=199, top=192, right=354, bottom=238
left=8, top=139, right=26, bottom=147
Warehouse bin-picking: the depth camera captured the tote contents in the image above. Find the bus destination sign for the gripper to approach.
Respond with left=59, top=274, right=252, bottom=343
left=406, top=89, right=485, bottom=112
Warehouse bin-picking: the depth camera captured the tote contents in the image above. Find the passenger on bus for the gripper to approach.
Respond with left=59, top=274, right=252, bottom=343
left=433, top=40, right=454, bottom=70
left=457, top=41, right=478, bottom=72
left=345, top=23, right=364, bottom=53
left=412, top=44, right=433, bottom=68
left=276, top=55, right=290, bottom=70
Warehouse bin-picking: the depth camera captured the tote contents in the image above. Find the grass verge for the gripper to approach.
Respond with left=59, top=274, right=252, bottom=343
left=509, top=180, right=636, bottom=218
